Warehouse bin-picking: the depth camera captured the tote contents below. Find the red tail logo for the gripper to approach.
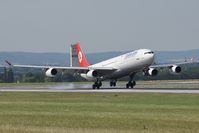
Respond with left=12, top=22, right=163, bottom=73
left=75, top=42, right=90, bottom=67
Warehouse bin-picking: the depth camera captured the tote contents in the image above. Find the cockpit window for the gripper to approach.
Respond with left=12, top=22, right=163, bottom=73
left=144, top=51, right=154, bottom=54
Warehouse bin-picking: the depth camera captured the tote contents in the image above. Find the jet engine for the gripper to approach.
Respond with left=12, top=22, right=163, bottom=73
left=45, top=68, right=58, bottom=77
left=143, top=68, right=158, bottom=76
left=86, top=70, right=98, bottom=78
left=170, top=65, right=181, bottom=73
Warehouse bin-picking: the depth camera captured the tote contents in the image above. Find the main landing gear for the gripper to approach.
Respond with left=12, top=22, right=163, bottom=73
left=110, top=80, right=117, bottom=87
left=126, top=73, right=136, bottom=88
left=126, top=81, right=136, bottom=88
left=92, top=81, right=102, bottom=89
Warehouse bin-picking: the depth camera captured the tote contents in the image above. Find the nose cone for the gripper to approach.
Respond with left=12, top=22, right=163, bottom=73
left=147, top=53, right=155, bottom=61
left=150, top=53, right=155, bottom=59
left=144, top=51, right=155, bottom=64
left=151, top=54, right=155, bottom=64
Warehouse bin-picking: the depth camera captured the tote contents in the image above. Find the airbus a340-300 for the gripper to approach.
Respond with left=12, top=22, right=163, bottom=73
left=6, top=42, right=195, bottom=89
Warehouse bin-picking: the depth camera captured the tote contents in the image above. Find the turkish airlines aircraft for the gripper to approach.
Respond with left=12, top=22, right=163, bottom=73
left=6, top=42, right=195, bottom=89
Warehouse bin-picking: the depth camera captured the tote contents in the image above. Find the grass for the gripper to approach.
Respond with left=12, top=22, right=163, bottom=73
left=0, top=92, right=199, bottom=133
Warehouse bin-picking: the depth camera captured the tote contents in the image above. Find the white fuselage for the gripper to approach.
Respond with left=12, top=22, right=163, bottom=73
left=81, top=49, right=155, bottom=81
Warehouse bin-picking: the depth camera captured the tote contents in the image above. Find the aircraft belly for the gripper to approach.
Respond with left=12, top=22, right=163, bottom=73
left=117, top=59, right=150, bottom=76
left=102, top=71, right=128, bottom=80
left=102, top=59, right=147, bottom=80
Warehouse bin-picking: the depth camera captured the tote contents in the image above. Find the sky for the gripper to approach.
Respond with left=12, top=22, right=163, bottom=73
left=0, top=0, right=199, bottom=53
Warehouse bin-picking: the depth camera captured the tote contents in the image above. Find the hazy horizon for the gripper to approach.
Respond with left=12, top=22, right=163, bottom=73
left=1, top=48, right=199, bottom=54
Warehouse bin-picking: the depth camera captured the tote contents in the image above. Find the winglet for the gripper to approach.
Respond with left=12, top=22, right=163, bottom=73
left=5, top=60, right=12, bottom=66
left=191, top=57, right=196, bottom=62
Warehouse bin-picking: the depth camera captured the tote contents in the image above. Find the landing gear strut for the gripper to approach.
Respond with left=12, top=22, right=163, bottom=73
left=126, top=73, right=136, bottom=88
left=92, top=81, right=102, bottom=89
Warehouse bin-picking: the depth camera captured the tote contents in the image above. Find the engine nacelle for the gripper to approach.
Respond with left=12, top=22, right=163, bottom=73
left=148, top=68, right=158, bottom=76
left=144, top=68, right=158, bottom=76
left=86, top=70, right=98, bottom=78
left=45, top=68, right=58, bottom=77
left=171, top=65, right=181, bottom=73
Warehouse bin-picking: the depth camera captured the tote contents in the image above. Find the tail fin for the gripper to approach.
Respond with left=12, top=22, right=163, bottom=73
left=191, top=56, right=196, bottom=62
left=73, top=42, right=90, bottom=67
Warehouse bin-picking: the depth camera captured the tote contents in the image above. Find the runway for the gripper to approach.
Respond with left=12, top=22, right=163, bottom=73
left=1, top=87, right=199, bottom=94
left=1, top=80, right=199, bottom=94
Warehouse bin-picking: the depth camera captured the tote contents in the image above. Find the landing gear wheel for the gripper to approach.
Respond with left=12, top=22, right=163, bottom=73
left=97, top=85, right=100, bottom=89
left=92, top=84, right=96, bottom=89
left=133, top=81, right=136, bottom=86
left=110, top=81, right=117, bottom=87
left=126, top=81, right=136, bottom=89
left=130, top=83, right=134, bottom=88
left=113, top=82, right=116, bottom=87
left=110, top=82, right=112, bottom=87
left=93, top=82, right=102, bottom=89
left=99, top=82, right=102, bottom=87
left=126, top=83, right=134, bottom=88
left=126, top=84, right=129, bottom=88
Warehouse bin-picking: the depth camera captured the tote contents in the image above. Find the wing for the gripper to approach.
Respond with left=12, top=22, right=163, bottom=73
left=5, top=61, right=117, bottom=76
left=150, top=60, right=196, bottom=69
left=141, top=58, right=198, bottom=76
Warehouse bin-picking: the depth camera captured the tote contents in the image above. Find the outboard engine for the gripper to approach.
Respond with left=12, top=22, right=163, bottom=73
left=45, top=68, right=58, bottom=77
left=170, top=65, right=181, bottom=73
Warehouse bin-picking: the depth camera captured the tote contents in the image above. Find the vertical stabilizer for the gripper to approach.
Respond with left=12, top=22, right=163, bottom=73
left=70, top=44, right=79, bottom=67
left=70, top=42, right=90, bottom=67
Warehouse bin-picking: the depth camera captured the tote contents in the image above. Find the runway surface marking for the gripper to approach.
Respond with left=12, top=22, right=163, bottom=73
left=1, top=88, right=199, bottom=94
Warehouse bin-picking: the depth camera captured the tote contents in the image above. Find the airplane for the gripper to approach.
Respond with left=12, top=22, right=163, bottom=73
left=5, top=42, right=196, bottom=89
